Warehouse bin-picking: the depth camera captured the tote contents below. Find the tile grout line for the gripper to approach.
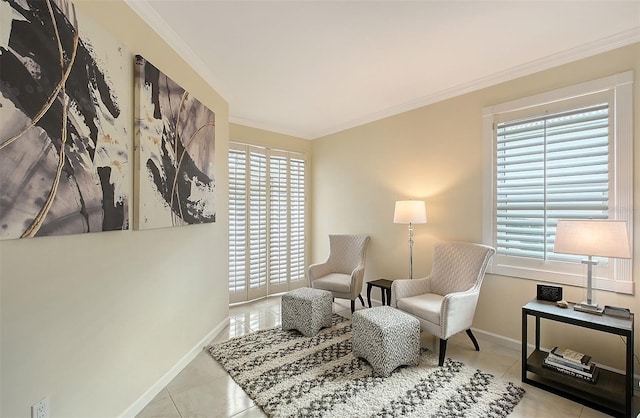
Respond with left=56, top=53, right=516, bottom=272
left=166, top=389, right=182, bottom=418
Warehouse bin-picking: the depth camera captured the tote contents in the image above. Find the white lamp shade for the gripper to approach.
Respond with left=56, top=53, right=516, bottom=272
left=393, top=200, right=427, bottom=224
left=554, top=219, right=631, bottom=259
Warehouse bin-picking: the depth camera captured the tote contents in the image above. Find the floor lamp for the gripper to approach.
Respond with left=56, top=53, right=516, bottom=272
left=554, top=219, right=631, bottom=315
left=394, top=200, right=427, bottom=279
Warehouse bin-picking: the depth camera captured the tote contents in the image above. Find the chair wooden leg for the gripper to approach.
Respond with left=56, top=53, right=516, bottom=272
left=466, top=329, right=480, bottom=351
left=439, top=338, right=447, bottom=366
left=358, top=294, right=365, bottom=307
left=350, top=300, right=355, bottom=313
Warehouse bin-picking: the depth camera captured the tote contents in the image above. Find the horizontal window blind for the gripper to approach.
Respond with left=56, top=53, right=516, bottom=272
left=496, top=104, right=609, bottom=263
left=228, top=143, right=307, bottom=301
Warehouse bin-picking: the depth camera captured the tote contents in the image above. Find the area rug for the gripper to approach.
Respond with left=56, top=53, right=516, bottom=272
left=207, top=314, right=525, bottom=417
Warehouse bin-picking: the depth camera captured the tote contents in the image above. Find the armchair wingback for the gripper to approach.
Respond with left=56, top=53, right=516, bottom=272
left=309, top=234, right=371, bottom=313
left=391, top=241, right=495, bottom=366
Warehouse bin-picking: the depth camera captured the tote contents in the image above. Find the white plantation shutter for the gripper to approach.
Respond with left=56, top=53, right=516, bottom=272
left=483, top=72, right=633, bottom=293
left=228, top=149, right=247, bottom=294
left=248, top=150, right=267, bottom=296
left=290, top=156, right=306, bottom=282
left=496, top=104, right=609, bottom=263
left=269, top=153, right=288, bottom=287
left=229, top=143, right=307, bottom=302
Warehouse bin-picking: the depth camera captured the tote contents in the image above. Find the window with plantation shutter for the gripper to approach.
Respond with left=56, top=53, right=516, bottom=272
left=496, top=104, right=609, bottom=262
left=483, top=72, right=633, bottom=294
left=229, top=143, right=307, bottom=303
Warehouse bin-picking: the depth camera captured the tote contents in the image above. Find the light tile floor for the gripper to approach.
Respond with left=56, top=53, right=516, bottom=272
left=137, top=296, right=639, bottom=418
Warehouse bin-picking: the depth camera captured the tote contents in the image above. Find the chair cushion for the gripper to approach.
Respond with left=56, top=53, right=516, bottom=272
left=396, top=293, right=443, bottom=325
left=312, top=273, right=352, bottom=293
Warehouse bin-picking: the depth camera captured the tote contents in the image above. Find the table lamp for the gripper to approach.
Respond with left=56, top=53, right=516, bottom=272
left=553, top=219, right=631, bottom=314
left=394, top=200, right=427, bottom=279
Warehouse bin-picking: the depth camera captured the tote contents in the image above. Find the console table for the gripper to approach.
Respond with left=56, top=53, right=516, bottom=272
left=522, top=299, right=634, bottom=417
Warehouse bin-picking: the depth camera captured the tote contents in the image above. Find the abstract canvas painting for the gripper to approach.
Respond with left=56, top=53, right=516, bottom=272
left=134, top=55, right=216, bottom=230
left=0, top=0, right=129, bottom=240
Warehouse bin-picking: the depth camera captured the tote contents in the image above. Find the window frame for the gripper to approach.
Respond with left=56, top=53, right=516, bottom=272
left=482, top=71, right=633, bottom=294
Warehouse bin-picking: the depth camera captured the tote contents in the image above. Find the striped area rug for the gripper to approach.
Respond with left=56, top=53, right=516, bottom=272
left=207, top=314, right=525, bottom=418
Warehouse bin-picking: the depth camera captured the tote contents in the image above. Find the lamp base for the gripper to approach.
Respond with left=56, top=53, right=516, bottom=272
left=573, top=302, right=604, bottom=315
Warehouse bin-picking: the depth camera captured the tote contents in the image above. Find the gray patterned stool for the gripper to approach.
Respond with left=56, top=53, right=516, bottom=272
left=281, top=287, right=333, bottom=337
left=352, top=306, right=420, bottom=377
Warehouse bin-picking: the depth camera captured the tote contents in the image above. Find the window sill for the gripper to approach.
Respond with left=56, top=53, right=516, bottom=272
left=487, top=264, right=633, bottom=295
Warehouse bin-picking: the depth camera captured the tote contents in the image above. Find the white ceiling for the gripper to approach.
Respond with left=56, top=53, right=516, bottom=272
left=127, top=1, right=640, bottom=139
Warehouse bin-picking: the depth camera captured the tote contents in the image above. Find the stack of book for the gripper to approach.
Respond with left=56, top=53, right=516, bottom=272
left=542, top=347, right=599, bottom=383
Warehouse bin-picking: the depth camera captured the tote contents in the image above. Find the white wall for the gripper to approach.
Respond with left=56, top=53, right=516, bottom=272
left=0, top=2, right=229, bottom=417
left=311, top=43, right=640, bottom=371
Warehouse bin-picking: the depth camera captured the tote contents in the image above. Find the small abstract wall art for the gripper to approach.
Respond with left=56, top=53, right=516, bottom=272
left=134, top=55, right=216, bottom=230
left=0, top=0, right=129, bottom=240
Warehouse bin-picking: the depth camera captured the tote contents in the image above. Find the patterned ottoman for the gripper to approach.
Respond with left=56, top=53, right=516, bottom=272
left=352, top=306, right=420, bottom=377
left=281, top=287, right=333, bottom=337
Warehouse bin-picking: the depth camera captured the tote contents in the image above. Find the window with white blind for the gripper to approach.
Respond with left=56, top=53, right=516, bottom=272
left=482, top=72, right=633, bottom=294
left=229, top=143, right=307, bottom=303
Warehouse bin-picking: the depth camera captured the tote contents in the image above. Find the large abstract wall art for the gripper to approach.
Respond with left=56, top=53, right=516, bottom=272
left=0, top=0, right=129, bottom=240
left=134, top=55, right=216, bottom=230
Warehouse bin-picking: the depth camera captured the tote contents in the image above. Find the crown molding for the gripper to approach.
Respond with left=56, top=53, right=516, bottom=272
left=310, top=28, right=640, bottom=139
left=123, top=0, right=230, bottom=103
left=121, top=3, right=639, bottom=141
left=229, top=114, right=314, bottom=141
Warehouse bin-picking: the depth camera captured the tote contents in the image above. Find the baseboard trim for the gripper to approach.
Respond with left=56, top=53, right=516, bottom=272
left=471, top=327, right=522, bottom=352
left=471, top=326, right=640, bottom=392
left=119, top=317, right=231, bottom=418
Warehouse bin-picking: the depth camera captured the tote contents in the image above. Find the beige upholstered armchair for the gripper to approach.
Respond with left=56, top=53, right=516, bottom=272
left=391, top=241, right=495, bottom=366
left=309, top=235, right=371, bottom=313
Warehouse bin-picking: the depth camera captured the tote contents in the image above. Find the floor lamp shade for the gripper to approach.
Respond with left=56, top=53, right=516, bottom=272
left=393, top=201, right=427, bottom=224
left=554, top=219, right=631, bottom=314
left=394, top=200, right=427, bottom=279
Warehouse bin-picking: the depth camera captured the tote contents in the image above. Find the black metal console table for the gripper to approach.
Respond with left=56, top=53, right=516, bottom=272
left=522, top=299, right=634, bottom=417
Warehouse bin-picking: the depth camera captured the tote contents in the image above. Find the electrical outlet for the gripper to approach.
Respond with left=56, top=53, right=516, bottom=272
left=31, top=396, right=49, bottom=418
left=635, top=375, right=640, bottom=392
